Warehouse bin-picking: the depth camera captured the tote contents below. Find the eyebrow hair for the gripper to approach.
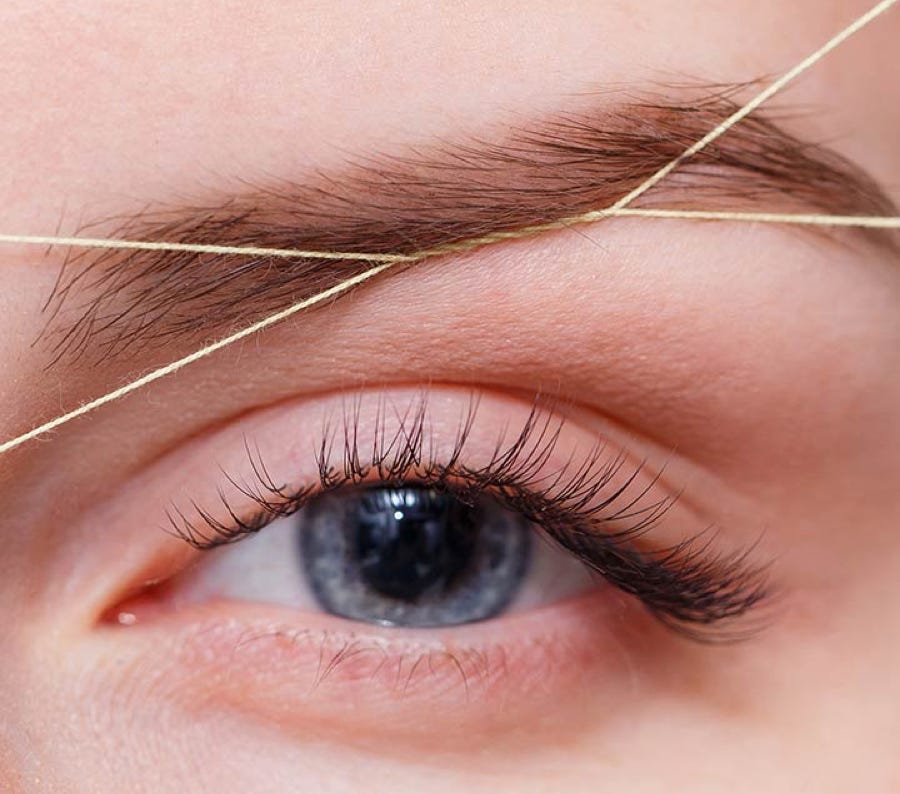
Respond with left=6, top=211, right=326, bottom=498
left=42, top=84, right=897, bottom=366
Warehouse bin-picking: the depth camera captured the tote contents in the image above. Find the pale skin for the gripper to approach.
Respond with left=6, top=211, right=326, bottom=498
left=1, top=2, right=899, bottom=792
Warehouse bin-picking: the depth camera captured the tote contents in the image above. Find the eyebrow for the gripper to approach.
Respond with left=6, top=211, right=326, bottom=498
left=42, top=84, right=898, bottom=366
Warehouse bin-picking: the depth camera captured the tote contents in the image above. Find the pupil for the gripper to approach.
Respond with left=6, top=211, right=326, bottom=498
left=354, top=488, right=478, bottom=601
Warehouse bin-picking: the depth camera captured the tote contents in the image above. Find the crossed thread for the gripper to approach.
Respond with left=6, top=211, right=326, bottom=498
left=0, top=0, right=896, bottom=456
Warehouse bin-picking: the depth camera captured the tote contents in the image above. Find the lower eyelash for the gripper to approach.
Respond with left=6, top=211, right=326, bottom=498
left=167, top=393, right=771, bottom=640
left=233, top=625, right=499, bottom=698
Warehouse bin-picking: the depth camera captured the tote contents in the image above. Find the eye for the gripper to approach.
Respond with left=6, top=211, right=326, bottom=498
left=169, top=485, right=594, bottom=628
left=102, top=388, right=770, bottom=738
left=122, top=388, right=766, bottom=631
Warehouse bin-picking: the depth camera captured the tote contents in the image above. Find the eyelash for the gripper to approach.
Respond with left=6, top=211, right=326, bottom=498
left=167, top=395, right=770, bottom=639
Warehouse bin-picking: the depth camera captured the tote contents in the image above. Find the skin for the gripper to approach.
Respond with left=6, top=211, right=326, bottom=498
left=1, top=1, right=899, bottom=792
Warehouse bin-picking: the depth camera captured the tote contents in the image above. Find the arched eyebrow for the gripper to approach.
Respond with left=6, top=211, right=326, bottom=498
left=42, top=87, right=897, bottom=367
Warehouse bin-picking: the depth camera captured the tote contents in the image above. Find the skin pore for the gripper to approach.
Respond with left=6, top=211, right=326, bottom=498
left=1, top=1, right=899, bottom=792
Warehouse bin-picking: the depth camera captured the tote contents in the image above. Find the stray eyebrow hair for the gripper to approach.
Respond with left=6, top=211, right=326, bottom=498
left=42, top=84, right=897, bottom=366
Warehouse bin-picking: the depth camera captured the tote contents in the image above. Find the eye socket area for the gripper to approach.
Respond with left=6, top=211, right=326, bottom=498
left=84, top=386, right=770, bottom=745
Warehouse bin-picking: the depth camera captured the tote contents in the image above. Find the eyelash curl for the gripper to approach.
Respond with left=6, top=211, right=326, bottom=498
left=168, top=394, right=771, bottom=641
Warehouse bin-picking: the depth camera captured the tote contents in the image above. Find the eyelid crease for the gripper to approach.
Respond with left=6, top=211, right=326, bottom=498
left=166, top=394, right=772, bottom=641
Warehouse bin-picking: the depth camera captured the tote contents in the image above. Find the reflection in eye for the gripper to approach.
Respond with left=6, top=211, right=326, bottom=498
left=162, top=394, right=770, bottom=639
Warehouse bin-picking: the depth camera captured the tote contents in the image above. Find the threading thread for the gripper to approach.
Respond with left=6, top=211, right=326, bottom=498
left=612, top=209, right=900, bottom=228
left=0, top=233, right=412, bottom=263
left=0, top=0, right=896, bottom=457
left=0, top=210, right=897, bottom=263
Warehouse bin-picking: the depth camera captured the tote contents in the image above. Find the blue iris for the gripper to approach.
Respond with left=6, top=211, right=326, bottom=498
left=299, top=486, right=532, bottom=627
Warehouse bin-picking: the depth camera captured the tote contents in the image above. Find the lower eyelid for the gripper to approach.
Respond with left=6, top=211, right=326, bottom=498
left=96, top=592, right=661, bottom=748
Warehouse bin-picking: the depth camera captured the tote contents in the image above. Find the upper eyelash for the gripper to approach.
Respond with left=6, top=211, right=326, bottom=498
left=167, top=393, right=771, bottom=640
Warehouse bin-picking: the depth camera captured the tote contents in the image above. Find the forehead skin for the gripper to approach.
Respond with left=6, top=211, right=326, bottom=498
left=0, top=2, right=899, bottom=793
left=2, top=1, right=899, bottom=225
